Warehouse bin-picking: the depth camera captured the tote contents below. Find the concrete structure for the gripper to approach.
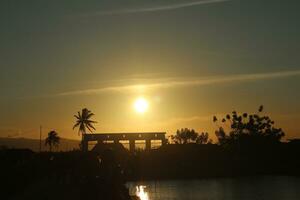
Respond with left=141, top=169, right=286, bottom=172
left=82, top=132, right=167, bottom=152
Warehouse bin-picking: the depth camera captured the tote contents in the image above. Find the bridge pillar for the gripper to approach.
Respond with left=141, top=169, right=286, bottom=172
left=97, top=140, right=103, bottom=144
left=114, top=139, right=119, bottom=144
left=129, top=140, right=135, bottom=152
left=145, top=139, right=151, bottom=151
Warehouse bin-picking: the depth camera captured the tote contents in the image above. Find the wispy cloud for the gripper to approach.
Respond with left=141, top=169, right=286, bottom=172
left=87, top=0, right=229, bottom=16
left=162, top=115, right=212, bottom=124
left=56, top=69, right=300, bottom=97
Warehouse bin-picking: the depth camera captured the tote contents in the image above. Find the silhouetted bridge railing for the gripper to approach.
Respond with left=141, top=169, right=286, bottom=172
left=82, top=132, right=167, bottom=152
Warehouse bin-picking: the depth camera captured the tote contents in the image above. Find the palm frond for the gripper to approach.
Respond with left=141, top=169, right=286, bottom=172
left=73, top=122, right=80, bottom=130
left=86, top=112, right=94, bottom=119
left=87, top=123, right=96, bottom=130
left=86, top=125, right=93, bottom=133
left=86, top=120, right=97, bottom=123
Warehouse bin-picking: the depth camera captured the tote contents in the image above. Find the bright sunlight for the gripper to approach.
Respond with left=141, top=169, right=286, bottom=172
left=134, top=97, right=149, bottom=114
left=136, top=186, right=149, bottom=200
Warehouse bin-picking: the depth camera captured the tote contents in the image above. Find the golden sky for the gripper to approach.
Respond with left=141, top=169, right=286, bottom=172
left=0, top=0, right=300, bottom=141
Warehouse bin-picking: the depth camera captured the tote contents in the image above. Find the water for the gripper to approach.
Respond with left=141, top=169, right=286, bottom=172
left=127, top=176, right=300, bottom=200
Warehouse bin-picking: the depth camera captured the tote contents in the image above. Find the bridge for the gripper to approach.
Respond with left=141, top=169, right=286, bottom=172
left=82, top=132, right=167, bottom=152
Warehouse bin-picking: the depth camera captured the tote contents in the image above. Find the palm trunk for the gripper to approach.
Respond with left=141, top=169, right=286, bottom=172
left=81, top=133, right=85, bottom=151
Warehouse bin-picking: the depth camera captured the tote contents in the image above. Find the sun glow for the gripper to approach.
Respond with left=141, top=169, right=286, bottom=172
left=134, top=97, right=149, bottom=114
left=136, top=186, right=149, bottom=200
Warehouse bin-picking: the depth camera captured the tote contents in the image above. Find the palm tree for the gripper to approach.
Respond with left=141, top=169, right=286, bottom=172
left=73, top=108, right=97, bottom=136
left=45, top=130, right=60, bottom=152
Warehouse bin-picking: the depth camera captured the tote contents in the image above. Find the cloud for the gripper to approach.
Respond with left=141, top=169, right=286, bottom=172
left=56, top=69, right=300, bottom=97
left=161, top=115, right=212, bottom=125
left=87, top=0, right=229, bottom=16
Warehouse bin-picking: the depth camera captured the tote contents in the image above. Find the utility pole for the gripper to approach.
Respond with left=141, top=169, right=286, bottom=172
left=39, top=125, right=42, bottom=152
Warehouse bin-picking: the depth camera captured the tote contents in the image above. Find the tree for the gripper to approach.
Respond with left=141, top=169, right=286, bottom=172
left=171, top=128, right=211, bottom=144
left=196, top=132, right=210, bottom=144
left=73, top=108, right=97, bottom=136
left=213, top=105, right=285, bottom=146
left=171, top=128, right=198, bottom=144
left=45, top=130, right=60, bottom=152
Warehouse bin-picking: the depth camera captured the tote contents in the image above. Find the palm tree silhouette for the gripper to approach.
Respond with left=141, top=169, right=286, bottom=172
left=45, top=130, right=60, bottom=152
left=73, top=108, right=97, bottom=136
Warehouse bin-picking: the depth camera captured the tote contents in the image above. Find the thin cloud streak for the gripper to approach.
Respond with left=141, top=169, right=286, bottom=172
left=56, top=70, right=300, bottom=97
left=88, top=0, right=229, bottom=16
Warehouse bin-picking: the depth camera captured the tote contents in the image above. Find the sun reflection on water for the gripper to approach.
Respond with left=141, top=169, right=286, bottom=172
left=136, top=185, right=149, bottom=200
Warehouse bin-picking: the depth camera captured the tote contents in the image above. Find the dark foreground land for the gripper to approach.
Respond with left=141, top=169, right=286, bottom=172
left=0, top=149, right=134, bottom=200
left=1, top=141, right=300, bottom=199
left=128, top=142, right=300, bottom=180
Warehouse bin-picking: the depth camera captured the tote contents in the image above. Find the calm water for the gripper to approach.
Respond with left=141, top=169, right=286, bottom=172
left=127, top=176, right=300, bottom=200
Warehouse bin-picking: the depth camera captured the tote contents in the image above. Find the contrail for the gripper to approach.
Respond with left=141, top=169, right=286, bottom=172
left=88, top=0, right=229, bottom=16
left=56, top=69, right=300, bottom=96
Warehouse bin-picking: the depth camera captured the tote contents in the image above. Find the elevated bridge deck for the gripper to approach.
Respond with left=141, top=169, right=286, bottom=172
left=82, top=132, right=167, bottom=152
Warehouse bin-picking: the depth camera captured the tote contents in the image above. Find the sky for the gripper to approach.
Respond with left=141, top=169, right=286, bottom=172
left=0, top=0, right=300, bottom=141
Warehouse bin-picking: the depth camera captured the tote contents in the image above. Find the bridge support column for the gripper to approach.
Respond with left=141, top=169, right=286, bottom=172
left=114, top=139, right=119, bottom=144
left=129, top=140, right=135, bottom=152
left=145, top=139, right=151, bottom=151
left=97, top=140, right=103, bottom=144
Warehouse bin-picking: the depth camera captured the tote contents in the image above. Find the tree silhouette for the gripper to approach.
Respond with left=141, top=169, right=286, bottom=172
left=171, top=128, right=198, bottom=144
left=196, top=132, right=211, bottom=144
left=213, top=105, right=285, bottom=146
left=171, top=128, right=211, bottom=144
left=73, top=108, right=97, bottom=136
left=45, top=130, right=60, bottom=152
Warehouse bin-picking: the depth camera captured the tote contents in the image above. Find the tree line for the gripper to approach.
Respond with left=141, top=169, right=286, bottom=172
left=45, top=105, right=285, bottom=151
left=169, top=105, right=285, bottom=146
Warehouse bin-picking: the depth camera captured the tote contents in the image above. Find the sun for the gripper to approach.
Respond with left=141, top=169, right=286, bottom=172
left=134, top=97, right=149, bottom=114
